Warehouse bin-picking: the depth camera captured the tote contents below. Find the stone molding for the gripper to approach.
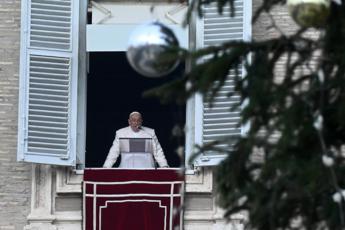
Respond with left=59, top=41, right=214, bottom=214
left=185, top=167, right=213, bottom=192
left=24, top=164, right=56, bottom=229
left=56, top=167, right=82, bottom=194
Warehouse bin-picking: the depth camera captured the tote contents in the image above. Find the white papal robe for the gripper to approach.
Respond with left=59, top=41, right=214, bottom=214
left=103, top=126, right=169, bottom=168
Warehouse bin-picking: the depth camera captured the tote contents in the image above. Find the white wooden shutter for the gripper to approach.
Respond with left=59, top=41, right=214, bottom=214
left=193, top=0, right=252, bottom=166
left=17, top=0, right=79, bottom=166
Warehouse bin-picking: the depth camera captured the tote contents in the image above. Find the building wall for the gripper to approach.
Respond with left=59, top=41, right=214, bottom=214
left=0, top=0, right=32, bottom=230
left=253, top=0, right=298, bottom=41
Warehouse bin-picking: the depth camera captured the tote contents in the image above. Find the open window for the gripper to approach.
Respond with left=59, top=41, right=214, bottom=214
left=17, top=0, right=252, bottom=169
left=85, top=52, right=185, bottom=167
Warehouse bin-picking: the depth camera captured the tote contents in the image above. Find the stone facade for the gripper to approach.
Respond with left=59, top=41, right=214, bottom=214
left=0, top=1, right=31, bottom=230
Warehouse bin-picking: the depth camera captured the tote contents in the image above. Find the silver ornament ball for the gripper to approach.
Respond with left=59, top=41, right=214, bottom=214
left=126, top=21, right=180, bottom=78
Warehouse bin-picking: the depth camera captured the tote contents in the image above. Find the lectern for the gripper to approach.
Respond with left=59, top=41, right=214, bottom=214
left=83, top=168, right=184, bottom=230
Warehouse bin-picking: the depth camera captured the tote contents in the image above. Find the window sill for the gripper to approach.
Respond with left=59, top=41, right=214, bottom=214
left=56, top=166, right=213, bottom=194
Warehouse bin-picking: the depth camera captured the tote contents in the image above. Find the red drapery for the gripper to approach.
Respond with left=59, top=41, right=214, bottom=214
left=83, top=169, right=184, bottom=230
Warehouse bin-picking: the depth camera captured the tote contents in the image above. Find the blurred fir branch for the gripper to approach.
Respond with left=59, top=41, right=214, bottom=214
left=146, top=0, right=345, bottom=229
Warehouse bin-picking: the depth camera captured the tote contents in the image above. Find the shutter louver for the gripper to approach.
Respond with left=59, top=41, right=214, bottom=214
left=18, top=0, right=79, bottom=166
left=27, top=55, right=70, bottom=157
left=203, top=3, right=243, bottom=46
left=194, top=0, right=251, bottom=166
left=203, top=70, right=242, bottom=154
left=30, top=0, right=72, bottom=50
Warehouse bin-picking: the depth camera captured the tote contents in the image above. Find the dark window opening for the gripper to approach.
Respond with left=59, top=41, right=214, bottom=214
left=86, top=52, right=185, bottom=168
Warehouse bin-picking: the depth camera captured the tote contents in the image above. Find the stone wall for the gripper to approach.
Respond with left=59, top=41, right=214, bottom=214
left=0, top=1, right=31, bottom=229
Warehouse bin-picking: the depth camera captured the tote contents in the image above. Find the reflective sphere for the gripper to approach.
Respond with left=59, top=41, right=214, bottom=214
left=126, top=21, right=180, bottom=78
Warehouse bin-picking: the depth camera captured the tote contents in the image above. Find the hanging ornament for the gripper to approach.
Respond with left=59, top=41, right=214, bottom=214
left=126, top=21, right=180, bottom=78
left=287, top=0, right=330, bottom=28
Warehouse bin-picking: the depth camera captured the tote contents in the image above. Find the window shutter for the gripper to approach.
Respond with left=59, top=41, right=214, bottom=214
left=17, top=0, right=79, bottom=166
left=193, top=0, right=251, bottom=166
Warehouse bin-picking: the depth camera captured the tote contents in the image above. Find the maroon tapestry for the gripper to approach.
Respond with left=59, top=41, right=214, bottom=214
left=83, top=169, right=184, bottom=230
